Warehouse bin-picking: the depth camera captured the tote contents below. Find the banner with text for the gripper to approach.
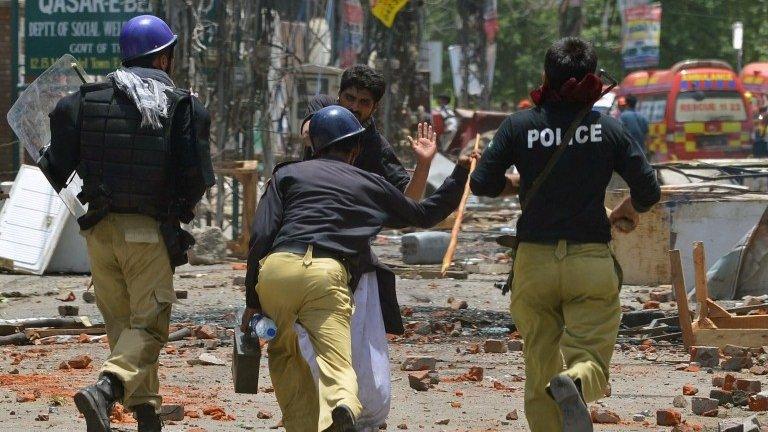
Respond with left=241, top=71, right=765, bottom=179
left=621, top=2, right=661, bottom=70
left=26, top=0, right=153, bottom=76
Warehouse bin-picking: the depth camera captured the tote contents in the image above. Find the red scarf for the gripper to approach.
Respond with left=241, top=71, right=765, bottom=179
left=530, top=73, right=602, bottom=106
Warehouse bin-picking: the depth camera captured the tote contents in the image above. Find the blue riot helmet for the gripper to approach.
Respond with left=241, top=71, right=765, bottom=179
left=308, top=106, right=365, bottom=154
left=120, top=15, right=178, bottom=62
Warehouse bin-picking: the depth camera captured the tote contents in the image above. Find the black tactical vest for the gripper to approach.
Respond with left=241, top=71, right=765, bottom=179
left=76, top=81, right=189, bottom=218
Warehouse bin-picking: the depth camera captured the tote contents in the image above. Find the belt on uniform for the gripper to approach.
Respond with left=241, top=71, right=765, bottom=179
left=272, top=242, right=350, bottom=267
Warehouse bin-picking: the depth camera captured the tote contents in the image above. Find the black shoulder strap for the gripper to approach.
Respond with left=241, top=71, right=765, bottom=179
left=521, top=105, right=593, bottom=211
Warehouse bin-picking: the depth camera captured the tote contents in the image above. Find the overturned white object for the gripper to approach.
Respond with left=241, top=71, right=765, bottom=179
left=0, top=165, right=90, bottom=274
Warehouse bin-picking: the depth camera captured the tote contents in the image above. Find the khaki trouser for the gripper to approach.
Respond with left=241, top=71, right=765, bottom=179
left=256, top=248, right=362, bottom=432
left=510, top=241, right=621, bottom=432
left=83, top=214, right=175, bottom=411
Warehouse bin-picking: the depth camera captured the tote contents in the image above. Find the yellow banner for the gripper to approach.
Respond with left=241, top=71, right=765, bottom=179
left=372, top=0, right=409, bottom=28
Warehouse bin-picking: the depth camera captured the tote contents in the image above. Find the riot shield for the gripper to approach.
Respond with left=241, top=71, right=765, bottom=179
left=6, top=54, right=87, bottom=217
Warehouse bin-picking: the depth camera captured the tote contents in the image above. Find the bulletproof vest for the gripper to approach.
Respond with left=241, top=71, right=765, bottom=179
left=76, top=81, right=189, bottom=218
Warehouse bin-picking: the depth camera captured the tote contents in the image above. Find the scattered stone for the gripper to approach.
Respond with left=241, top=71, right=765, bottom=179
left=683, top=384, right=699, bottom=396
left=732, top=390, right=750, bottom=407
left=713, top=376, right=725, bottom=388
left=649, top=290, right=672, bottom=302
left=397, top=424, right=407, bottom=430
left=82, top=291, right=96, bottom=303
left=175, top=290, right=188, bottom=299
left=736, top=379, right=761, bottom=394
left=685, top=363, right=701, bottom=372
left=590, top=407, right=620, bottom=424
left=16, top=393, right=36, bottom=403
left=724, top=374, right=737, bottom=391
left=656, top=408, right=682, bottom=426
left=690, top=346, right=720, bottom=368
left=748, top=393, right=768, bottom=411
left=160, top=405, right=185, bottom=422
left=723, top=356, right=753, bottom=372
left=643, top=300, right=660, bottom=309
left=414, top=322, right=432, bottom=335
left=449, top=299, right=468, bottom=310
left=194, top=325, right=218, bottom=340
left=35, top=413, right=49, bottom=421
left=56, top=291, right=75, bottom=302
left=450, top=401, right=461, bottom=408
left=710, top=388, right=733, bottom=405
left=673, top=395, right=688, bottom=408
left=507, top=340, right=524, bottom=352
left=57, top=305, right=79, bottom=316
left=427, top=372, right=440, bottom=385
left=232, top=276, right=246, bottom=287
left=505, top=410, right=518, bottom=421
left=188, top=227, right=228, bottom=265
left=691, top=397, right=719, bottom=415
left=632, top=414, right=645, bottom=422
left=257, top=411, right=273, bottom=419
left=484, top=339, right=507, bottom=354
left=203, top=339, right=220, bottom=350
left=749, top=366, right=767, bottom=375
left=724, top=345, right=750, bottom=358
left=187, top=353, right=226, bottom=366
left=67, top=355, right=92, bottom=369
left=408, top=371, right=430, bottom=391
left=466, top=343, right=480, bottom=354
left=718, top=415, right=761, bottom=432
left=401, top=356, right=436, bottom=371
left=434, top=419, right=449, bottom=425
left=465, top=366, right=484, bottom=382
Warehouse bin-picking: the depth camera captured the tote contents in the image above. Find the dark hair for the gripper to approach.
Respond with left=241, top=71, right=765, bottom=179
left=544, top=37, right=597, bottom=90
left=437, top=94, right=451, bottom=103
left=316, top=135, right=361, bottom=158
left=626, top=94, right=638, bottom=109
left=340, top=65, right=386, bottom=102
left=122, top=46, right=174, bottom=68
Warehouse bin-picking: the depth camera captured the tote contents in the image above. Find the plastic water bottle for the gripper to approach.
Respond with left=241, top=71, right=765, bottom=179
left=250, top=314, right=277, bottom=341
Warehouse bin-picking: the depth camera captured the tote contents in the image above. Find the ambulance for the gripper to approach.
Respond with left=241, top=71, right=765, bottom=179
left=618, top=60, right=752, bottom=160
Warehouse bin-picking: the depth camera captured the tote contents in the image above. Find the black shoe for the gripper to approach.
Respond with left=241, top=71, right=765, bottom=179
left=548, top=375, right=593, bottom=432
left=73, top=374, right=123, bottom=432
left=322, top=405, right=355, bottom=432
left=134, top=404, right=163, bottom=432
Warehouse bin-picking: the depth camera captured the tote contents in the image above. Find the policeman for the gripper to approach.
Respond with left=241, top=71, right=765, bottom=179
left=46, top=15, right=214, bottom=432
left=754, top=105, right=768, bottom=157
left=470, top=37, right=661, bottom=432
left=242, top=106, right=470, bottom=432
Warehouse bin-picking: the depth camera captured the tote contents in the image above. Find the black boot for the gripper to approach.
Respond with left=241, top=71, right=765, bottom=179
left=548, top=375, right=593, bottom=432
left=74, top=373, right=123, bottom=432
left=322, top=405, right=356, bottom=432
left=133, top=404, right=163, bottom=432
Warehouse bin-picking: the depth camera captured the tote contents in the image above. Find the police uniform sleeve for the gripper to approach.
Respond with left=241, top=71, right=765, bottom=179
left=379, top=136, right=411, bottom=192
left=613, top=125, right=661, bottom=212
left=244, top=174, right=284, bottom=309
left=470, top=116, right=515, bottom=197
left=46, top=93, right=81, bottom=189
left=376, top=165, right=469, bottom=228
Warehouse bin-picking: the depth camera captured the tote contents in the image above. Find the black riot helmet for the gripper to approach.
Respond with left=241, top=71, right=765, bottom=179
left=308, top=106, right=365, bottom=154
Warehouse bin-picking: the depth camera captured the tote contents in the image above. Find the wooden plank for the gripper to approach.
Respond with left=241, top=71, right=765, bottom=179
left=24, top=326, right=106, bottom=339
left=709, top=315, right=768, bottom=329
left=692, top=241, right=710, bottom=323
left=706, top=299, right=732, bottom=318
left=669, top=249, right=695, bottom=350
left=694, top=328, right=768, bottom=348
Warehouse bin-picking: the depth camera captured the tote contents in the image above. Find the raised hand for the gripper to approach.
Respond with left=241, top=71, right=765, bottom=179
left=407, top=122, right=438, bottom=164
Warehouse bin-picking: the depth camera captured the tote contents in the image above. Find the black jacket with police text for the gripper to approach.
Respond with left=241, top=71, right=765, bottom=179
left=470, top=102, right=661, bottom=243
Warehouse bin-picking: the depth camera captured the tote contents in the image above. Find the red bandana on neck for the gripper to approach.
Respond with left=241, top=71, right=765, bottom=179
left=530, top=73, right=603, bottom=106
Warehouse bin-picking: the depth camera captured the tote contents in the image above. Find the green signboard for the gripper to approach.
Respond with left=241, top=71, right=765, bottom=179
left=25, top=0, right=153, bottom=76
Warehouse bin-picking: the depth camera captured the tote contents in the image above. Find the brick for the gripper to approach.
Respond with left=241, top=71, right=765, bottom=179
left=400, top=356, right=436, bottom=371
left=748, top=393, right=768, bottom=411
left=736, top=379, right=762, bottom=394
left=193, top=325, right=217, bottom=340
left=709, top=388, right=732, bottom=405
left=505, top=410, right=518, bottom=420
left=690, top=346, right=720, bottom=368
left=673, top=395, right=687, bottom=408
left=590, top=408, right=620, bottom=424
left=682, top=384, right=698, bottom=396
left=656, top=408, right=682, bottom=426
left=67, top=354, right=92, bottom=369
left=160, top=405, right=185, bottom=421
left=649, top=290, right=672, bottom=302
left=507, top=340, right=524, bottom=352
left=724, top=373, right=737, bottom=391
left=643, top=300, right=660, bottom=309
left=723, top=356, right=753, bottom=371
left=691, top=397, right=718, bottom=415
left=749, top=365, right=767, bottom=375
left=712, top=376, right=725, bottom=388
left=732, top=390, right=750, bottom=407
left=483, top=339, right=507, bottom=354
left=408, top=370, right=430, bottom=391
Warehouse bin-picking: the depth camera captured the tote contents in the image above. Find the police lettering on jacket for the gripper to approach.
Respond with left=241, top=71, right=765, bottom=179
left=526, top=124, right=602, bottom=148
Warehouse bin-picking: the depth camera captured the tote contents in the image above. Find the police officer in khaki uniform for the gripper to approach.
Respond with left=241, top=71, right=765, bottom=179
left=46, top=15, right=214, bottom=432
left=471, top=37, right=661, bottom=432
